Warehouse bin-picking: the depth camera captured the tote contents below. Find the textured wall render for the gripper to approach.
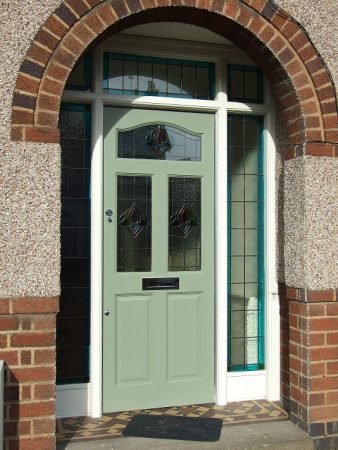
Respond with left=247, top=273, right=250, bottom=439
left=284, top=156, right=338, bottom=289
left=0, top=0, right=62, bottom=298
left=275, top=0, right=337, bottom=89
left=0, top=0, right=337, bottom=298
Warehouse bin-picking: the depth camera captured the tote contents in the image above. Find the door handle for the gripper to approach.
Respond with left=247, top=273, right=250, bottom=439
left=104, top=309, right=110, bottom=316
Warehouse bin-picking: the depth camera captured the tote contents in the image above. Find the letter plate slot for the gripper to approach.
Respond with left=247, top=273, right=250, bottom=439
left=142, top=278, right=179, bottom=290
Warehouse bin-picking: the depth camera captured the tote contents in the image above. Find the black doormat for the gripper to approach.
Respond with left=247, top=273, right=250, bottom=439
left=122, top=413, right=223, bottom=442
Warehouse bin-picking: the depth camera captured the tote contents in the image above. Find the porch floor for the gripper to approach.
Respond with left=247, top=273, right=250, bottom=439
left=56, top=420, right=313, bottom=450
left=56, top=400, right=292, bottom=447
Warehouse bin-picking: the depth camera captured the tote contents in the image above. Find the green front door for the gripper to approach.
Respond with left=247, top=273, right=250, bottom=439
left=103, top=107, right=215, bottom=412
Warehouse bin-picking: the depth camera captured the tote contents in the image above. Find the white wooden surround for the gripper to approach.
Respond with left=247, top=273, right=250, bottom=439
left=57, top=24, right=280, bottom=419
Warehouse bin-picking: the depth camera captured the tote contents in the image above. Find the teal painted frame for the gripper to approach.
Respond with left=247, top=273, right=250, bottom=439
left=228, top=64, right=264, bottom=104
left=227, top=114, right=265, bottom=372
left=103, top=52, right=215, bottom=100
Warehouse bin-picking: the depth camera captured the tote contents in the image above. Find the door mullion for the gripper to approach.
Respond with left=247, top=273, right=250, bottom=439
left=152, top=172, right=168, bottom=275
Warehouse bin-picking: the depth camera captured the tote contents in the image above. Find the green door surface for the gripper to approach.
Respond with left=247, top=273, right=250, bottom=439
left=103, top=107, right=215, bottom=412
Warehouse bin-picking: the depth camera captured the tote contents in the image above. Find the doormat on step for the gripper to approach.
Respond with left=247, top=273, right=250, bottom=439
left=122, top=414, right=223, bottom=442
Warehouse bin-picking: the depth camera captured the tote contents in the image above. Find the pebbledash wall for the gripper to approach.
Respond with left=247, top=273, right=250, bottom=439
left=0, top=0, right=337, bottom=449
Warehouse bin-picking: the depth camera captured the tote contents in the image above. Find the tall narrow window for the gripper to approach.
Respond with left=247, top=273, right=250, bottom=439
left=58, top=103, right=91, bottom=384
left=227, top=115, right=264, bottom=371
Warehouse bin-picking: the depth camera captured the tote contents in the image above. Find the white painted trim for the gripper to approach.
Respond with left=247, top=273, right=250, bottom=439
left=215, top=112, right=228, bottom=405
left=89, top=47, right=104, bottom=419
left=101, top=33, right=255, bottom=63
left=264, top=105, right=280, bottom=401
left=227, top=372, right=266, bottom=402
left=56, top=384, right=90, bottom=418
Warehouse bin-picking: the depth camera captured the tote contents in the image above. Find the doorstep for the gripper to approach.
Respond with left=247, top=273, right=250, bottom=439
left=56, top=420, right=313, bottom=450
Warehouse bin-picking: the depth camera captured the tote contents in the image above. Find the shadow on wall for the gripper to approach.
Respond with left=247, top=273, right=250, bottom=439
left=3, top=365, right=20, bottom=446
left=275, top=99, right=289, bottom=413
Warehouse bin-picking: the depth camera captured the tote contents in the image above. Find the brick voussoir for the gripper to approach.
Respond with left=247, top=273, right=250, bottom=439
left=54, top=3, right=78, bottom=27
left=111, top=0, right=130, bottom=18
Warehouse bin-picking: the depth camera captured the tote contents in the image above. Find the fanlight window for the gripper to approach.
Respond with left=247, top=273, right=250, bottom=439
left=103, top=52, right=215, bottom=100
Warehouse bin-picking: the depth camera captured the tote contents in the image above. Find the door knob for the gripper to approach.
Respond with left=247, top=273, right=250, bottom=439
left=104, top=309, right=110, bottom=316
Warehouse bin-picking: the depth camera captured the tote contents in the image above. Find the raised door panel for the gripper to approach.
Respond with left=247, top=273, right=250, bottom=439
left=167, top=292, right=202, bottom=381
left=115, top=294, right=154, bottom=386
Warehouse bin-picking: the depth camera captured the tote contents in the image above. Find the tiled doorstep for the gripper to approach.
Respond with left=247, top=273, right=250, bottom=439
left=56, top=421, right=313, bottom=450
left=57, top=401, right=288, bottom=443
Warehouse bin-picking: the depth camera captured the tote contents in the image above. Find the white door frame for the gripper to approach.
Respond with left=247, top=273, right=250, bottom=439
left=57, top=32, right=280, bottom=419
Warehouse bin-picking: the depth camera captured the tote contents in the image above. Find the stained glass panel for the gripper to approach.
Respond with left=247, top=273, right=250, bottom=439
left=103, top=53, right=215, bottom=100
left=117, top=176, right=152, bottom=272
left=169, top=177, right=201, bottom=271
left=118, top=124, right=201, bottom=161
left=227, top=115, right=264, bottom=372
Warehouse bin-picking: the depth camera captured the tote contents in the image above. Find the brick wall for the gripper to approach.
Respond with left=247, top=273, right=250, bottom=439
left=0, top=297, right=58, bottom=450
left=281, top=286, right=338, bottom=448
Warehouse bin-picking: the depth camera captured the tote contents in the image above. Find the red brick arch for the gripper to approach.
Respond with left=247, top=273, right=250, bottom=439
left=11, top=0, right=337, bottom=157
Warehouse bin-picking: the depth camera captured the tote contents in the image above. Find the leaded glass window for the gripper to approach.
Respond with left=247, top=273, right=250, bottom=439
left=103, top=53, right=215, bottom=100
left=117, top=176, right=152, bottom=272
left=118, top=124, right=201, bottom=161
left=227, top=115, right=265, bottom=371
left=228, top=65, right=264, bottom=104
left=65, top=54, right=92, bottom=91
left=58, top=103, right=91, bottom=384
left=169, top=177, right=201, bottom=271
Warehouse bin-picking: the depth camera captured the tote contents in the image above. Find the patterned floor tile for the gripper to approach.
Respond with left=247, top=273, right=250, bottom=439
left=56, top=400, right=289, bottom=443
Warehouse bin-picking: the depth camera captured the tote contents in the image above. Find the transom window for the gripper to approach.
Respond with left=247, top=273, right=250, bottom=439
left=103, top=52, right=215, bottom=99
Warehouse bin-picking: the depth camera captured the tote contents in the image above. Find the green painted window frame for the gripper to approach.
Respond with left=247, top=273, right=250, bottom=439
left=227, top=114, right=265, bottom=372
left=103, top=52, right=215, bottom=100
left=228, top=64, right=264, bottom=104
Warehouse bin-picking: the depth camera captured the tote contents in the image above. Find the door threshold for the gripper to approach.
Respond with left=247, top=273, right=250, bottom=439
left=56, top=400, right=288, bottom=445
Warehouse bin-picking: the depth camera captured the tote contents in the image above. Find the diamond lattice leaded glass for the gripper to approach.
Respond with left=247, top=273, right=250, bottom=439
left=118, top=202, right=149, bottom=239
left=169, top=203, right=198, bottom=238
left=169, top=178, right=201, bottom=271
left=146, top=125, right=172, bottom=158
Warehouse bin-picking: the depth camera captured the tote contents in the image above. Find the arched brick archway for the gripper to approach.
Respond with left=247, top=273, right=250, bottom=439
left=11, top=0, right=337, bottom=157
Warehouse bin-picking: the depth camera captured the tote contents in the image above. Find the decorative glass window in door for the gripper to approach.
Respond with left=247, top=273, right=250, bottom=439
left=169, top=177, right=201, bottom=271
left=227, top=115, right=265, bottom=371
left=103, top=53, right=215, bottom=100
left=118, top=124, right=201, bottom=161
left=117, top=175, right=152, bottom=272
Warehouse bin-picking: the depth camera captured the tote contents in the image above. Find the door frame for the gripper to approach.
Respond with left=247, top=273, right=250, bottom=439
left=57, top=32, right=279, bottom=419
